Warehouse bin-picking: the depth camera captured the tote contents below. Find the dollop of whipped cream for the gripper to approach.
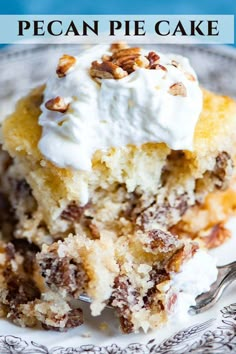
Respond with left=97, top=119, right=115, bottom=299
left=38, top=45, right=203, bottom=170
left=169, top=250, right=217, bottom=321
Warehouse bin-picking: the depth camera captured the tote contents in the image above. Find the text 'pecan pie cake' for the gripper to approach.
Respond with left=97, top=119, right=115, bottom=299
left=0, top=42, right=236, bottom=333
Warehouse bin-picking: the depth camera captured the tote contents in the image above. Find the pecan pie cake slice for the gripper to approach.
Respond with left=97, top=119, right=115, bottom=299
left=0, top=43, right=236, bottom=332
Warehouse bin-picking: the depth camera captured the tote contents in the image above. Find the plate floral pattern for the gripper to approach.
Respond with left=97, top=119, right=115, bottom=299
left=0, top=303, right=235, bottom=353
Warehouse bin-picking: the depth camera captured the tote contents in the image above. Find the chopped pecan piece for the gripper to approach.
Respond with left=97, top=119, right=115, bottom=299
left=213, top=151, right=233, bottom=189
left=38, top=253, right=88, bottom=297
left=185, top=72, right=196, bottom=81
left=101, top=54, right=112, bottom=61
left=113, top=54, right=144, bottom=73
left=151, top=63, right=167, bottom=71
left=42, top=308, right=83, bottom=331
left=88, top=222, right=100, bottom=239
left=56, top=54, right=76, bottom=78
left=110, top=41, right=129, bottom=53
left=119, top=316, right=134, bottom=334
left=111, top=47, right=141, bottom=59
left=65, top=308, right=83, bottom=329
left=165, top=246, right=185, bottom=272
left=168, top=82, right=187, bottom=97
left=171, top=60, right=196, bottom=81
left=4, top=270, right=41, bottom=306
left=171, top=60, right=179, bottom=68
left=144, top=229, right=180, bottom=253
left=166, top=243, right=198, bottom=272
left=90, top=60, right=128, bottom=80
left=111, top=47, right=144, bottom=74
left=133, top=55, right=150, bottom=69
left=61, top=201, right=86, bottom=222
left=111, top=276, right=138, bottom=333
left=204, top=223, right=231, bottom=249
left=45, top=96, right=69, bottom=113
left=136, top=194, right=190, bottom=231
left=147, top=51, right=160, bottom=67
left=143, top=267, right=170, bottom=309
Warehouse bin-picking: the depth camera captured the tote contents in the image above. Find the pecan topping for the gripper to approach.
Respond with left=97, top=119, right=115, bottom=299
left=171, top=60, right=196, bottom=81
left=45, top=96, right=69, bottom=113
left=147, top=51, right=160, bottom=67
left=111, top=47, right=141, bottom=60
left=56, top=54, right=76, bottom=78
left=89, top=45, right=166, bottom=80
left=111, top=48, right=145, bottom=74
left=151, top=64, right=167, bottom=71
left=90, top=60, right=128, bottom=80
left=101, top=54, right=112, bottom=62
left=110, top=41, right=129, bottom=53
left=133, top=55, right=150, bottom=70
left=171, top=60, right=179, bottom=68
left=113, top=54, right=145, bottom=73
left=185, top=72, right=196, bottom=81
left=168, top=82, right=187, bottom=97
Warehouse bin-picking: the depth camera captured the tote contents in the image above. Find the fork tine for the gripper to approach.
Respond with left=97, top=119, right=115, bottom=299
left=190, top=266, right=236, bottom=314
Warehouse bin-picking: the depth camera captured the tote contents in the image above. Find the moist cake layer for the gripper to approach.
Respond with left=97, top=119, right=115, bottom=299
left=2, top=86, right=236, bottom=245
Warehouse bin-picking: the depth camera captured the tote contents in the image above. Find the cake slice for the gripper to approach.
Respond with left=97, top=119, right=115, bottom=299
left=0, top=43, right=236, bottom=332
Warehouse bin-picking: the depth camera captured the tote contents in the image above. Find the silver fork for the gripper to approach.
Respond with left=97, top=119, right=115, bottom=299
left=79, top=261, right=236, bottom=314
left=190, top=260, right=236, bottom=314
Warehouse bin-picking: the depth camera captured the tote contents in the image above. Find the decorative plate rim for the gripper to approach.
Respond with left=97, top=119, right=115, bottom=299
left=0, top=302, right=235, bottom=353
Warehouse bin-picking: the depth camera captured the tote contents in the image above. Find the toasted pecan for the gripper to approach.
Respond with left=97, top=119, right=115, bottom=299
left=171, top=60, right=180, bottom=68
left=56, top=54, right=76, bottom=78
left=185, top=72, right=196, bottom=81
left=151, top=64, right=168, bottom=71
left=147, top=51, right=160, bottom=67
left=111, top=47, right=141, bottom=60
left=110, top=41, right=129, bottom=53
left=169, top=82, right=187, bottom=97
left=90, top=60, right=128, bottom=80
left=45, top=96, right=69, bottom=113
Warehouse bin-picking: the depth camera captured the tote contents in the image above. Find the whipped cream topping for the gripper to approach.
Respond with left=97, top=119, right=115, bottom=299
left=38, top=45, right=203, bottom=170
left=169, top=250, right=217, bottom=321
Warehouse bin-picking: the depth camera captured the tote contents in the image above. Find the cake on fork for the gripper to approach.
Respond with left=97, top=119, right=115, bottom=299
left=0, top=42, right=236, bottom=332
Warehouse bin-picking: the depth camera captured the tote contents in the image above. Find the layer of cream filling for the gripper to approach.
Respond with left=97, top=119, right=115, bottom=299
left=38, top=45, right=203, bottom=171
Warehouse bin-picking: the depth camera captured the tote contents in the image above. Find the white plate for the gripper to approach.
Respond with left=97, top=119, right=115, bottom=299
left=0, top=44, right=236, bottom=353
